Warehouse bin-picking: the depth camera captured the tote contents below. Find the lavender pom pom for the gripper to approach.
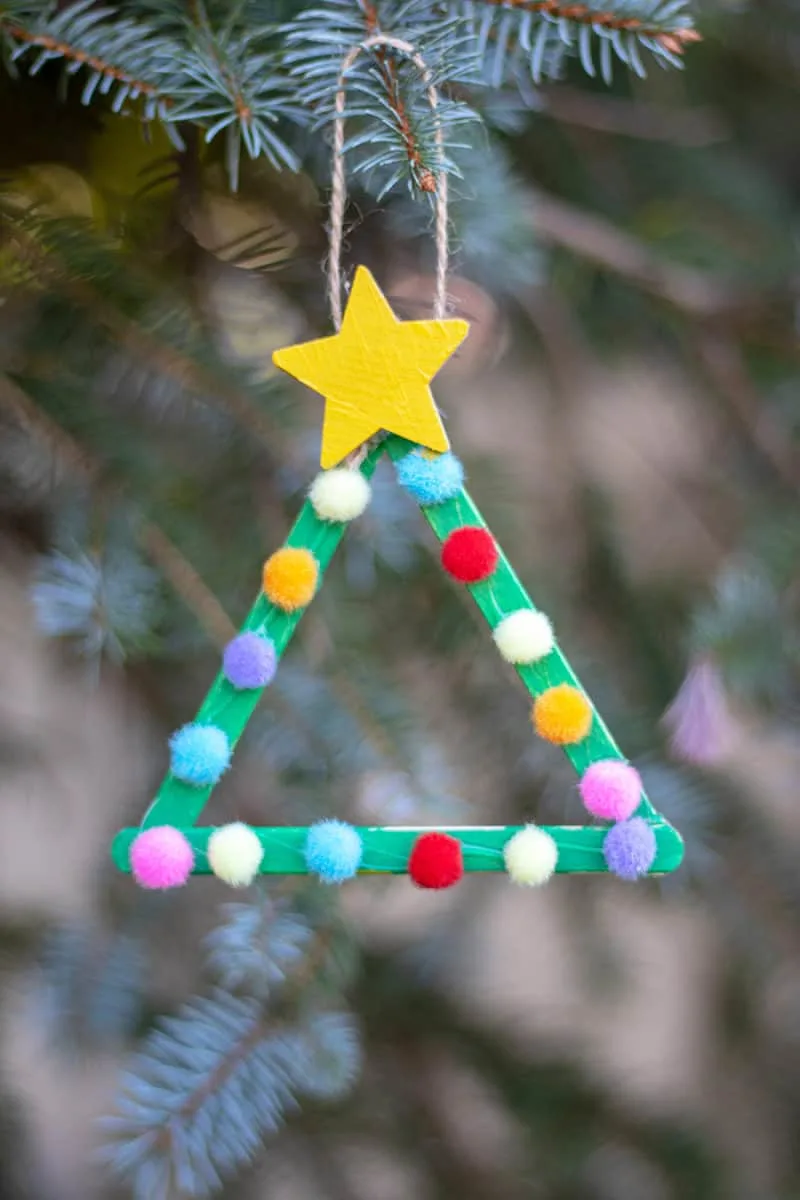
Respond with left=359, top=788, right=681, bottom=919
left=603, top=817, right=657, bottom=881
left=223, top=632, right=276, bottom=690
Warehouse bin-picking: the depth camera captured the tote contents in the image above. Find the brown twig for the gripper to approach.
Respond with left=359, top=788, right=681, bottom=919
left=9, top=219, right=292, bottom=460
left=1, top=20, right=167, bottom=102
left=475, top=0, right=701, bottom=55
left=694, top=332, right=800, bottom=494
left=361, top=3, right=437, bottom=191
left=529, top=188, right=740, bottom=317
left=538, top=85, right=726, bottom=147
left=138, top=524, right=236, bottom=648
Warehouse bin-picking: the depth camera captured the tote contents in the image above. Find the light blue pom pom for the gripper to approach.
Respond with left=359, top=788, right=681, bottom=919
left=395, top=450, right=464, bottom=505
left=304, top=819, right=363, bottom=884
left=169, top=723, right=231, bottom=787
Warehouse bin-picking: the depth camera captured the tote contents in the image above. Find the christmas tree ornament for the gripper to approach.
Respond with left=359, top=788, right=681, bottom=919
left=112, top=33, right=682, bottom=891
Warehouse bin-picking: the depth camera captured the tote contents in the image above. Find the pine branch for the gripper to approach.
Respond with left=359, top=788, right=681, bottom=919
left=0, top=371, right=233, bottom=649
left=0, top=1, right=177, bottom=118
left=102, top=925, right=360, bottom=1200
left=2, top=21, right=165, bottom=103
left=360, top=1, right=440, bottom=192
left=283, top=1, right=478, bottom=197
left=204, top=898, right=313, bottom=1000
left=451, top=0, right=700, bottom=83
left=5, top=212, right=292, bottom=459
left=39, top=925, right=146, bottom=1050
left=0, top=1, right=301, bottom=184
left=475, top=0, right=700, bottom=55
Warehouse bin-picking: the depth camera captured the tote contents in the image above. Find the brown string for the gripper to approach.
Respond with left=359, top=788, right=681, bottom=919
left=327, top=34, right=450, bottom=330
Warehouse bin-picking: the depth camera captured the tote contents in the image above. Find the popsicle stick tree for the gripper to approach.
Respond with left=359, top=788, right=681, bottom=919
left=112, top=268, right=683, bottom=893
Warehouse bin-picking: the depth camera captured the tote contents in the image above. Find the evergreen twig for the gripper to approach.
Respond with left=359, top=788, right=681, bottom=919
left=474, top=0, right=701, bottom=56
left=0, top=371, right=236, bottom=646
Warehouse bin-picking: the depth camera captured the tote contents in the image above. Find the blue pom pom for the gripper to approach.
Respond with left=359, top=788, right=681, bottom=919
left=304, top=819, right=362, bottom=884
left=169, top=723, right=231, bottom=787
left=395, top=450, right=464, bottom=505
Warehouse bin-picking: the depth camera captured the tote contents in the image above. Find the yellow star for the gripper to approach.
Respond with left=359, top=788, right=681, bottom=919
left=272, top=266, right=469, bottom=469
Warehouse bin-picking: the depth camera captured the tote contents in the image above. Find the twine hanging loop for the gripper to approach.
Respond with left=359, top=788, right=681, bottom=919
left=327, top=34, right=450, bottom=330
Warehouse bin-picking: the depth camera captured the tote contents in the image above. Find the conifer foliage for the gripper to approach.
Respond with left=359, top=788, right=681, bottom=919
left=9, top=3, right=774, bottom=1200
left=0, top=0, right=698, bottom=186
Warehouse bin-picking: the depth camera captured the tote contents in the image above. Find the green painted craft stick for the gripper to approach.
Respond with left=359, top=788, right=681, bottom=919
left=123, top=432, right=683, bottom=880
left=385, top=437, right=657, bottom=820
left=113, top=821, right=684, bottom=875
left=141, top=442, right=384, bottom=830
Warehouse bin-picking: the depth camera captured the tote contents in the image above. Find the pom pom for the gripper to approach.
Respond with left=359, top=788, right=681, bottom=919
left=532, top=685, right=592, bottom=745
left=263, top=547, right=318, bottom=611
left=130, top=826, right=194, bottom=890
left=603, top=817, right=657, bottom=880
left=305, top=819, right=362, bottom=884
left=223, top=631, right=276, bottom=690
left=503, top=825, right=558, bottom=886
left=169, top=723, right=231, bottom=786
left=579, top=760, right=642, bottom=822
left=441, top=527, right=498, bottom=584
left=309, top=469, right=372, bottom=522
left=408, top=831, right=464, bottom=890
left=395, top=450, right=465, bottom=505
left=207, top=822, right=264, bottom=887
left=493, top=610, right=554, bottom=663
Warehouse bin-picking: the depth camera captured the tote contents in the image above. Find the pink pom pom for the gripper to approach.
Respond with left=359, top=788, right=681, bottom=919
left=579, top=760, right=642, bottom=822
left=130, top=826, right=194, bottom=890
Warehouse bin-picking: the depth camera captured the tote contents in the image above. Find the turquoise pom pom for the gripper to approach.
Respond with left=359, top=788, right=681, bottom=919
left=169, top=723, right=231, bottom=787
left=304, top=819, right=363, bottom=883
left=395, top=450, right=464, bottom=505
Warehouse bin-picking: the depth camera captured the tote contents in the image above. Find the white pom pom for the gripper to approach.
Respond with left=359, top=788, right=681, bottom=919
left=207, top=823, right=264, bottom=887
left=309, top=469, right=371, bottom=522
left=493, top=610, right=554, bottom=664
left=503, top=825, right=558, bottom=886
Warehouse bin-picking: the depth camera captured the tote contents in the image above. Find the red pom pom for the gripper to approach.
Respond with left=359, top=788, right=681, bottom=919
left=408, top=832, right=464, bottom=889
left=441, top=527, right=498, bottom=584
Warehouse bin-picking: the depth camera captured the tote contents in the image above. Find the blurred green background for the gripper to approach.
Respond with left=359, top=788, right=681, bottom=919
left=0, top=2, right=799, bottom=1198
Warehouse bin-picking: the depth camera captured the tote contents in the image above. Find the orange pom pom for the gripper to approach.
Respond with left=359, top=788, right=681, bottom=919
left=532, top=685, right=592, bottom=745
left=263, top=547, right=318, bottom=611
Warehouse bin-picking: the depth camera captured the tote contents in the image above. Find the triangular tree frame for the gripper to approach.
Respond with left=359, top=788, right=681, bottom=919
left=112, top=435, right=683, bottom=881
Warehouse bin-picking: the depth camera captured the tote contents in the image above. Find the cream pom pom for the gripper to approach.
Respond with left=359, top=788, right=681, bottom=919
left=503, top=825, right=558, bottom=886
left=207, top=822, right=264, bottom=887
left=493, top=609, right=554, bottom=664
left=309, top=469, right=372, bottom=522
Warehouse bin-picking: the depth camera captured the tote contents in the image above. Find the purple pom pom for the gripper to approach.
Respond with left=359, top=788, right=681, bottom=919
left=603, top=817, right=657, bottom=881
left=223, top=632, right=277, bottom=690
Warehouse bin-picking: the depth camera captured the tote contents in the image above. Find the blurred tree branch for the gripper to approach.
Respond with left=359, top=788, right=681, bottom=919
left=530, top=188, right=748, bottom=316
left=539, top=86, right=727, bottom=146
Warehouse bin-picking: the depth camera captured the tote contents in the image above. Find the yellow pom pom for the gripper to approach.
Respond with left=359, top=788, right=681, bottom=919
left=493, top=610, right=554, bottom=663
left=532, top=684, right=592, bottom=744
left=309, top=469, right=371, bottom=522
left=207, top=822, right=264, bottom=887
left=504, top=825, right=558, bottom=886
left=263, top=547, right=318, bottom=611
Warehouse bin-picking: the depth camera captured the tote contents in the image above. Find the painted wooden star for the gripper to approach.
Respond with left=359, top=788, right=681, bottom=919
left=272, top=266, right=469, bottom=468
